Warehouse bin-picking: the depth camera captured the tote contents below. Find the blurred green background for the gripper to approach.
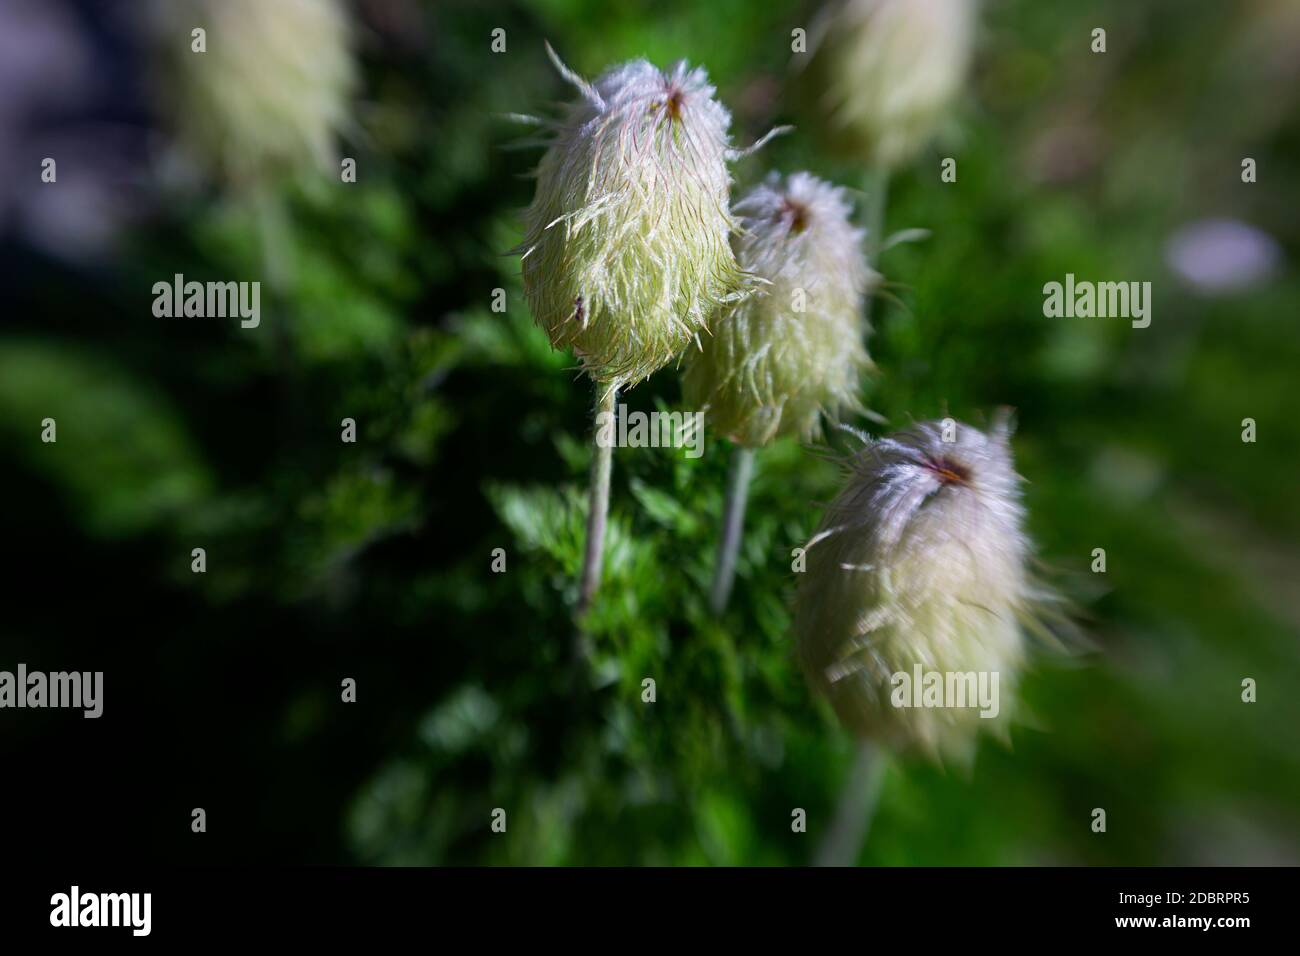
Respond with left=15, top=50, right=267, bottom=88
left=1, top=0, right=1298, bottom=865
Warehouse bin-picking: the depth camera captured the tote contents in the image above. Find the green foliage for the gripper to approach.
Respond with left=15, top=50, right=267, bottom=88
left=0, top=342, right=211, bottom=536
left=342, top=0, right=1300, bottom=865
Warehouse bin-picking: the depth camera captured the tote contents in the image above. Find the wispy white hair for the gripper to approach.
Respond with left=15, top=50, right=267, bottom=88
left=520, top=48, right=756, bottom=387
left=684, top=171, right=874, bottom=447
left=794, top=414, right=1040, bottom=760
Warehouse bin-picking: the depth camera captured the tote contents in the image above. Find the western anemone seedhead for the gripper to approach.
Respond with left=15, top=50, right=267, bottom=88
left=804, top=0, right=975, bottom=168
left=794, top=415, right=1035, bottom=761
left=159, top=0, right=356, bottom=186
left=521, top=47, right=752, bottom=387
left=683, top=172, right=873, bottom=447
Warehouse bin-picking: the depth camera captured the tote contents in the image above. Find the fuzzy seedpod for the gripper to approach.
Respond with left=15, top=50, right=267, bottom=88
left=800, top=0, right=975, bottom=169
left=520, top=48, right=756, bottom=387
left=683, top=172, right=873, bottom=447
left=158, top=0, right=356, bottom=186
left=794, top=416, right=1037, bottom=761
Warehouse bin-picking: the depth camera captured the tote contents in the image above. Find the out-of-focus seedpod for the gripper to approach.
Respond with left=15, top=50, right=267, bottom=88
left=157, top=0, right=356, bottom=186
left=794, top=415, right=1037, bottom=761
left=684, top=172, right=873, bottom=447
left=798, top=0, right=975, bottom=169
left=520, top=47, right=752, bottom=387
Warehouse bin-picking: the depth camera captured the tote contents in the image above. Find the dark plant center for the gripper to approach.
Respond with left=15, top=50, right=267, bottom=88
left=779, top=198, right=809, bottom=233
left=665, top=87, right=684, bottom=120
left=922, top=454, right=971, bottom=485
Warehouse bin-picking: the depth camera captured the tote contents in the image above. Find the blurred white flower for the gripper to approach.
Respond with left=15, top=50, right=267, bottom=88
left=156, top=0, right=357, bottom=188
left=803, top=0, right=976, bottom=168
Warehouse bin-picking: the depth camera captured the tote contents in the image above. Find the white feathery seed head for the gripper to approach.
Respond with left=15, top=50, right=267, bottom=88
left=520, top=47, right=758, bottom=387
left=158, top=0, right=356, bottom=186
left=794, top=414, right=1037, bottom=761
left=805, top=0, right=975, bottom=168
left=683, top=171, right=874, bottom=447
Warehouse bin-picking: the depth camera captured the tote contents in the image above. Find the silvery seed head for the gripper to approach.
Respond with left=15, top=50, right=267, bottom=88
left=520, top=47, right=752, bottom=387
left=683, top=172, right=873, bottom=447
left=794, top=415, right=1035, bottom=761
left=803, top=0, right=975, bottom=168
left=158, top=0, right=356, bottom=186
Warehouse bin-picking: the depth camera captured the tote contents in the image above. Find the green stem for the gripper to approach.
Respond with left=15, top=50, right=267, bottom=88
left=254, top=191, right=293, bottom=297
left=576, top=382, right=617, bottom=622
left=252, top=189, right=302, bottom=439
left=813, top=741, right=886, bottom=867
left=861, top=165, right=890, bottom=329
left=709, top=445, right=756, bottom=614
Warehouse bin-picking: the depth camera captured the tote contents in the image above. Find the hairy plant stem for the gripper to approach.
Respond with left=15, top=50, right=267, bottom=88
left=813, top=740, right=887, bottom=866
left=709, top=444, right=756, bottom=614
left=811, top=167, right=894, bottom=866
left=576, top=381, right=617, bottom=623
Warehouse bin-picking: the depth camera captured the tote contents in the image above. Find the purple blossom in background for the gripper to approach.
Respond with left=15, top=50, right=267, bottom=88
left=0, top=0, right=148, bottom=259
left=1165, top=218, right=1282, bottom=295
